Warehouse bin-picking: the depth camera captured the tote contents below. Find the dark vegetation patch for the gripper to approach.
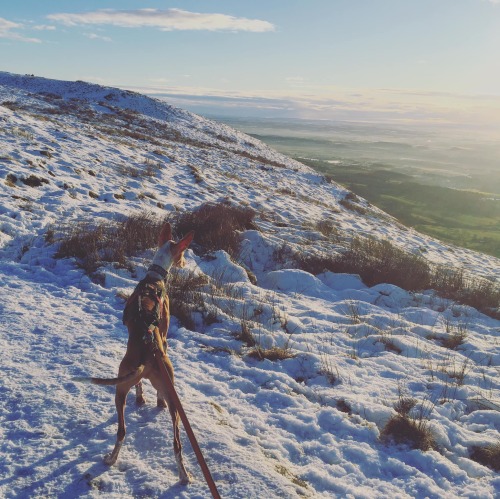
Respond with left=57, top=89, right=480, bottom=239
left=290, top=236, right=430, bottom=291
left=381, top=415, right=436, bottom=451
left=379, top=336, right=403, bottom=354
left=21, top=175, right=49, bottom=187
left=247, top=346, right=296, bottom=361
left=172, top=201, right=257, bottom=256
left=333, top=237, right=431, bottom=291
left=53, top=202, right=258, bottom=331
left=1, top=101, right=21, bottom=111
left=39, top=149, right=53, bottom=159
left=431, top=267, right=500, bottom=315
left=315, top=219, right=339, bottom=238
left=469, top=442, right=500, bottom=472
left=40, top=92, right=62, bottom=101
left=339, top=192, right=369, bottom=215
left=393, top=396, right=417, bottom=417
left=277, top=187, right=295, bottom=197
left=55, top=211, right=165, bottom=274
left=5, top=173, right=17, bottom=186
left=381, top=396, right=436, bottom=451
left=203, top=128, right=238, bottom=144
left=336, top=399, right=352, bottom=414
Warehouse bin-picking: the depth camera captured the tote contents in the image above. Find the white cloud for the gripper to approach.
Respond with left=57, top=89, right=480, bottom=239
left=85, top=33, right=112, bottom=42
left=47, top=8, right=275, bottom=33
left=0, top=17, right=41, bottom=42
left=32, top=25, right=56, bottom=31
left=0, top=17, right=19, bottom=33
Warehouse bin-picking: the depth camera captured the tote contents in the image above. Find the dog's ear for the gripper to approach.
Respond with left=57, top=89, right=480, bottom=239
left=176, top=231, right=195, bottom=252
left=158, top=222, right=172, bottom=247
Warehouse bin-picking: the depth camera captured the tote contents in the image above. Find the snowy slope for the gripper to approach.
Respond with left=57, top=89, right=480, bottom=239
left=0, top=72, right=499, bottom=498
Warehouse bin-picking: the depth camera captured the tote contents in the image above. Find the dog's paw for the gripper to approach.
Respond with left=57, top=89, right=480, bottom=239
left=178, top=472, right=193, bottom=486
left=135, top=396, right=146, bottom=406
left=157, top=398, right=167, bottom=409
left=175, top=453, right=192, bottom=485
left=103, top=453, right=117, bottom=466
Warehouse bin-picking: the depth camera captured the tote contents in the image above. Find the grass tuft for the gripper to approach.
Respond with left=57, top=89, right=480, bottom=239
left=247, top=346, right=296, bottom=361
left=381, top=391, right=436, bottom=451
left=381, top=414, right=436, bottom=451
left=470, top=442, right=500, bottom=472
left=235, top=320, right=257, bottom=347
left=440, top=322, right=468, bottom=350
left=166, top=269, right=208, bottom=330
left=55, top=211, right=166, bottom=275
left=173, top=201, right=257, bottom=256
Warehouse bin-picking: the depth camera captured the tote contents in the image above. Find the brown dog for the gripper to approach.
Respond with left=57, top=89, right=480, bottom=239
left=79, top=222, right=194, bottom=484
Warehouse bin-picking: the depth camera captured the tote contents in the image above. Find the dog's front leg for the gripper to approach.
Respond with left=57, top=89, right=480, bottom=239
left=168, top=402, right=191, bottom=484
left=161, top=355, right=191, bottom=484
left=156, top=334, right=169, bottom=408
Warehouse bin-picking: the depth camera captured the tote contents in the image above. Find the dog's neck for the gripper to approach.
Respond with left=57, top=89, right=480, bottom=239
left=146, top=242, right=175, bottom=281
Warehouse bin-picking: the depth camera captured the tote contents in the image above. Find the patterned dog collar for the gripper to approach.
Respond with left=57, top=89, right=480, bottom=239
left=147, top=264, right=169, bottom=279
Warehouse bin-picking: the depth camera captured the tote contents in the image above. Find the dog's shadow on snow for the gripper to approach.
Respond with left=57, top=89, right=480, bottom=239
left=2, top=400, right=187, bottom=498
left=0, top=413, right=116, bottom=496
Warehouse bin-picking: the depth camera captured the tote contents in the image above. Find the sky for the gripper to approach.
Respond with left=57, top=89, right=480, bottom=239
left=1, top=1, right=500, bottom=132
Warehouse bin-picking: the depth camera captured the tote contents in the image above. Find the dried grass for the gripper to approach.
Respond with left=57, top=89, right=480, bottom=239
left=173, top=201, right=257, bottom=256
left=55, top=211, right=165, bottom=274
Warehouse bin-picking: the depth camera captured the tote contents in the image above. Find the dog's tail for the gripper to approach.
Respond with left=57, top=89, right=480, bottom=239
left=73, top=365, right=145, bottom=386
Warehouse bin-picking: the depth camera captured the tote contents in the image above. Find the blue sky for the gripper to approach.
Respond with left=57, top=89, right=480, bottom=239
left=1, top=1, right=500, bottom=130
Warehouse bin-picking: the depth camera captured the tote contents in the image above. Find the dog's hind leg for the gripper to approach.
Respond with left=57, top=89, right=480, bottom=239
left=135, top=381, right=146, bottom=406
left=104, top=384, right=129, bottom=465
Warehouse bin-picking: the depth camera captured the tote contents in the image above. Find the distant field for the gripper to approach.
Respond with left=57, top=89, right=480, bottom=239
left=215, top=117, right=500, bottom=258
left=301, top=159, right=500, bottom=258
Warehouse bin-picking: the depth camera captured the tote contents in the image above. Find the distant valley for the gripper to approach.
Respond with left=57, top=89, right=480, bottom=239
left=216, top=116, right=500, bottom=257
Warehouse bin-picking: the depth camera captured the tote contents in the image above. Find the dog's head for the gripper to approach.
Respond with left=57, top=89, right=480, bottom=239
left=149, top=222, right=194, bottom=277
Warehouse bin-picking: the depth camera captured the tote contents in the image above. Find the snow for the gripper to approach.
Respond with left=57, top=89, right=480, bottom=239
left=0, top=72, right=499, bottom=498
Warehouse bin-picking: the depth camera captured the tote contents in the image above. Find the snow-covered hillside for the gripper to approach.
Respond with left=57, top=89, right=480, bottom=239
left=0, top=72, right=499, bottom=498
